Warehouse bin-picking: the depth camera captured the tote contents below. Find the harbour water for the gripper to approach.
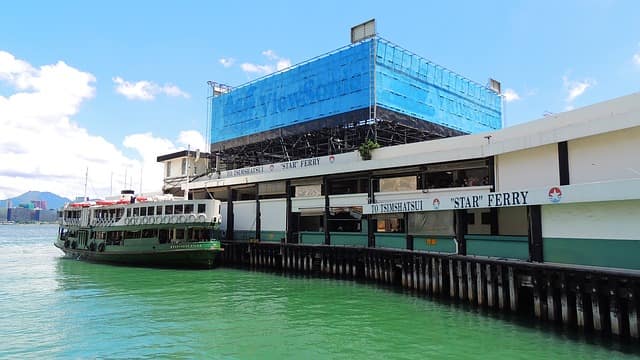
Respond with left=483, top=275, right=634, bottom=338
left=0, top=224, right=638, bottom=359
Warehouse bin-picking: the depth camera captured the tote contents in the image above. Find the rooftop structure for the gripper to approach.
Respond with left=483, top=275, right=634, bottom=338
left=209, top=27, right=502, bottom=171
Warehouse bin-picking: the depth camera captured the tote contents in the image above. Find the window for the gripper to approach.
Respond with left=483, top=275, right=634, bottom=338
left=184, top=204, right=194, bottom=214
left=166, top=162, right=171, bottom=177
left=181, top=158, right=187, bottom=175
left=174, top=204, right=183, bottom=214
left=147, top=207, right=154, bottom=216
left=197, top=204, right=206, bottom=213
left=140, top=207, right=147, bottom=216
left=156, top=206, right=163, bottom=215
left=379, top=176, right=417, bottom=192
left=133, top=208, right=139, bottom=216
left=481, top=212, right=492, bottom=225
left=466, top=213, right=475, bottom=225
left=158, top=229, right=170, bottom=244
left=165, top=205, right=173, bottom=215
left=376, top=217, right=405, bottom=233
left=175, top=229, right=185, bottom=240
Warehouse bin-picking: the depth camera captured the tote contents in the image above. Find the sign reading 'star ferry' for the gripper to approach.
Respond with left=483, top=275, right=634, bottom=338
left=366, top=190, right=531, bottom=214
left=363, top=179, right=640, bottom=214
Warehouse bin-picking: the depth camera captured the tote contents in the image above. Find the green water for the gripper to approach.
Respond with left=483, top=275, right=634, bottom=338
left=0, top=224, right=638, bottom=359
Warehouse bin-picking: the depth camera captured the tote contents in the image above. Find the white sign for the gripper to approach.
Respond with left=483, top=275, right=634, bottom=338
left=363, top=179, right=640, bottom=214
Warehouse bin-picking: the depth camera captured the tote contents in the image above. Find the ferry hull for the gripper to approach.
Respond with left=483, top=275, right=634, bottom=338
left=55, top=243, right=222, bottom=269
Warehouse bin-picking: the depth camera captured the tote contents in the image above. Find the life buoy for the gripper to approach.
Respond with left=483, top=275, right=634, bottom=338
left=156, top=216, right=162, bottom=224
left=142, top=217, right=148, bottom=225
left=170, top=215, right=177, bottom=223
left=189, top=214, right=196, bottom=223
left=198, top=214, right=206, bottom=223
left=98, top=243, right=105, bottom=252
left=149, top=216, right=155, bottom=225
left=178, top=215, right=185, bottom=223
left=125, top=218, right=131, bottom=225
left=163, top=215, right=170, bottom=224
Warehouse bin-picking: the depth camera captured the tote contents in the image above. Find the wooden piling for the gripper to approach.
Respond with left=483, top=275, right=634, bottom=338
left=476, top=263, right=484, bottom=306
left=508, top=267, right=517, bottom=312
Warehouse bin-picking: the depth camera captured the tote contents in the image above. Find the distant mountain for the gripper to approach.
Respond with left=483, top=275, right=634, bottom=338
left=0, top=191, right=71, bottom=210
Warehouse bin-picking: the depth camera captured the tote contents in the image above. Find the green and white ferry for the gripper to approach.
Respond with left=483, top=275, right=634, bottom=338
left=54, top=190, right=223, bottom=268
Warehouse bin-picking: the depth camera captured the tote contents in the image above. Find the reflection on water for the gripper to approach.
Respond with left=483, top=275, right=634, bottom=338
left=1, top=225, right=638, bottom=359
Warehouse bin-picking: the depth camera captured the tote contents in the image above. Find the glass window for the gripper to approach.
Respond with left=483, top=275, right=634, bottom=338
left=165, top=205, right=173, bottom=215
left=184, top=204, right=194, bottom=214
left=147, top=207, right=154, bottom=216
left=197, top=204, right=206, bottom=213
left=166, top=162, right=171, bottom=177
left=140, top=207, right=147, bottom=216
left=175, top=229, right=185, bottom=240
left=174, top=204, right=183, bottom=214
left=126, top=208, right=131, bottom=217
left=133, top=208, right=139, bottom=216
left=156, top=206, right=163, bottom=215
left=181, top=158, right=187, bottom=175
left=379, top=176, right=417, bottom=192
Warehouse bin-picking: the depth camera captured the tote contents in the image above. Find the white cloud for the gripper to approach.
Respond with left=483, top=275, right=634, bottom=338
left=113, top=76, right=190, bottom=101
left=176, top=130, right=207, bottom=152
left=234, top=49, right=291, bottom=76
left=563, top=75, right=596, bottom=102
left=0, top=50, right=203, bottom=201
left=219, top=57, right=235, bottom=68
left=240, top=63, right=274, bottom=74
left=503, top=88, right=521, bottom=103
left=633, top=53, right=640, bottom=66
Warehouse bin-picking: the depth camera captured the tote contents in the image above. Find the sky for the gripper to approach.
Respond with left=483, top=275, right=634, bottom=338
left=0, top=0, right=639, bottom=200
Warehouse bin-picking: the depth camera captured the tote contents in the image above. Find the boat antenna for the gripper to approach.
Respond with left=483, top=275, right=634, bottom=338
left=83, top=167, right=88, bottom=201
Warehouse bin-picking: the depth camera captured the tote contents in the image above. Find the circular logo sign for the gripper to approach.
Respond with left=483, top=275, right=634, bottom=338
left=269, top=164, right=275, bottom=171
left=432, top=198, right=440, bottom=209
left=548, top=187, right=562, bottom=203
left=329, top=155, right=335, bottom=163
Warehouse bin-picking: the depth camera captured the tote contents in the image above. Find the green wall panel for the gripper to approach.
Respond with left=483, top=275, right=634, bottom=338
left=544, top=237, right=640, bottom=270
left=375, top=233, right=406, bottom=249
left=466, top=235, right=528, bottom=260
left=413, top=236, right=456, bottom=253
left=260, top=231, right=285, bottom=243
left=330, top=232, right=367, bottom=247
left=300, top=232, right=324, bottom=245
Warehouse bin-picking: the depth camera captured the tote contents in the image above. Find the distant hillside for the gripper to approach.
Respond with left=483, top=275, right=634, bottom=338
left=0, top=191, right=71, bottom=210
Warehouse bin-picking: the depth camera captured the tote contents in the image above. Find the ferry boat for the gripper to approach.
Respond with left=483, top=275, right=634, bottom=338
left=54, top=190, right=223, bottom=268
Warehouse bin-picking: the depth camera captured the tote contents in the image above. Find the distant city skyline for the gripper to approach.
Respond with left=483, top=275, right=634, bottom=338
left=1, top=1, right=639, bottom=199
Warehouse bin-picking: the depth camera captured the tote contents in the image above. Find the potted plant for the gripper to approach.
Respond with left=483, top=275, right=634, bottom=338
left=358, top=139, right=380, bottom=160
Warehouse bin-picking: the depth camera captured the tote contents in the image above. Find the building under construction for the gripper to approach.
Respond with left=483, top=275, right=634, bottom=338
left=208, top=22, right=502, bottom=171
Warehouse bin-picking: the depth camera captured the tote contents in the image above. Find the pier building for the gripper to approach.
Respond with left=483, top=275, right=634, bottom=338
left=158, top=25, right=640, bottom=339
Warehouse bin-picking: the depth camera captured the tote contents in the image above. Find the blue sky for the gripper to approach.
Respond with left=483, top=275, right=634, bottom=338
left=0, top=0, right=639, bottom=199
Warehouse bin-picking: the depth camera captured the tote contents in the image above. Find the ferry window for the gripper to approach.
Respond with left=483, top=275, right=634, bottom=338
left=184, top=204, right=194, bottom=214
left=197, top=204, right=206, bottom=213
left=174, top=205, right=183, bottom=214
left=127, top=208, right=131, bottom=217
left=142, top=229, right=157, bottom=238
left=140, top=207, right=147, bottom=216
left=133, top=208, right=139, bottom=216
left=158, top=229, right=170, bottom=244
left=147, top=207, right=155, bottom=216
left=125, top=231, right=141, bottom=239
left=175, top=229, right=185, bottom=240
left=165, top=205, right=173, bottom=215
left=156, top=206, right=163, bottom=215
